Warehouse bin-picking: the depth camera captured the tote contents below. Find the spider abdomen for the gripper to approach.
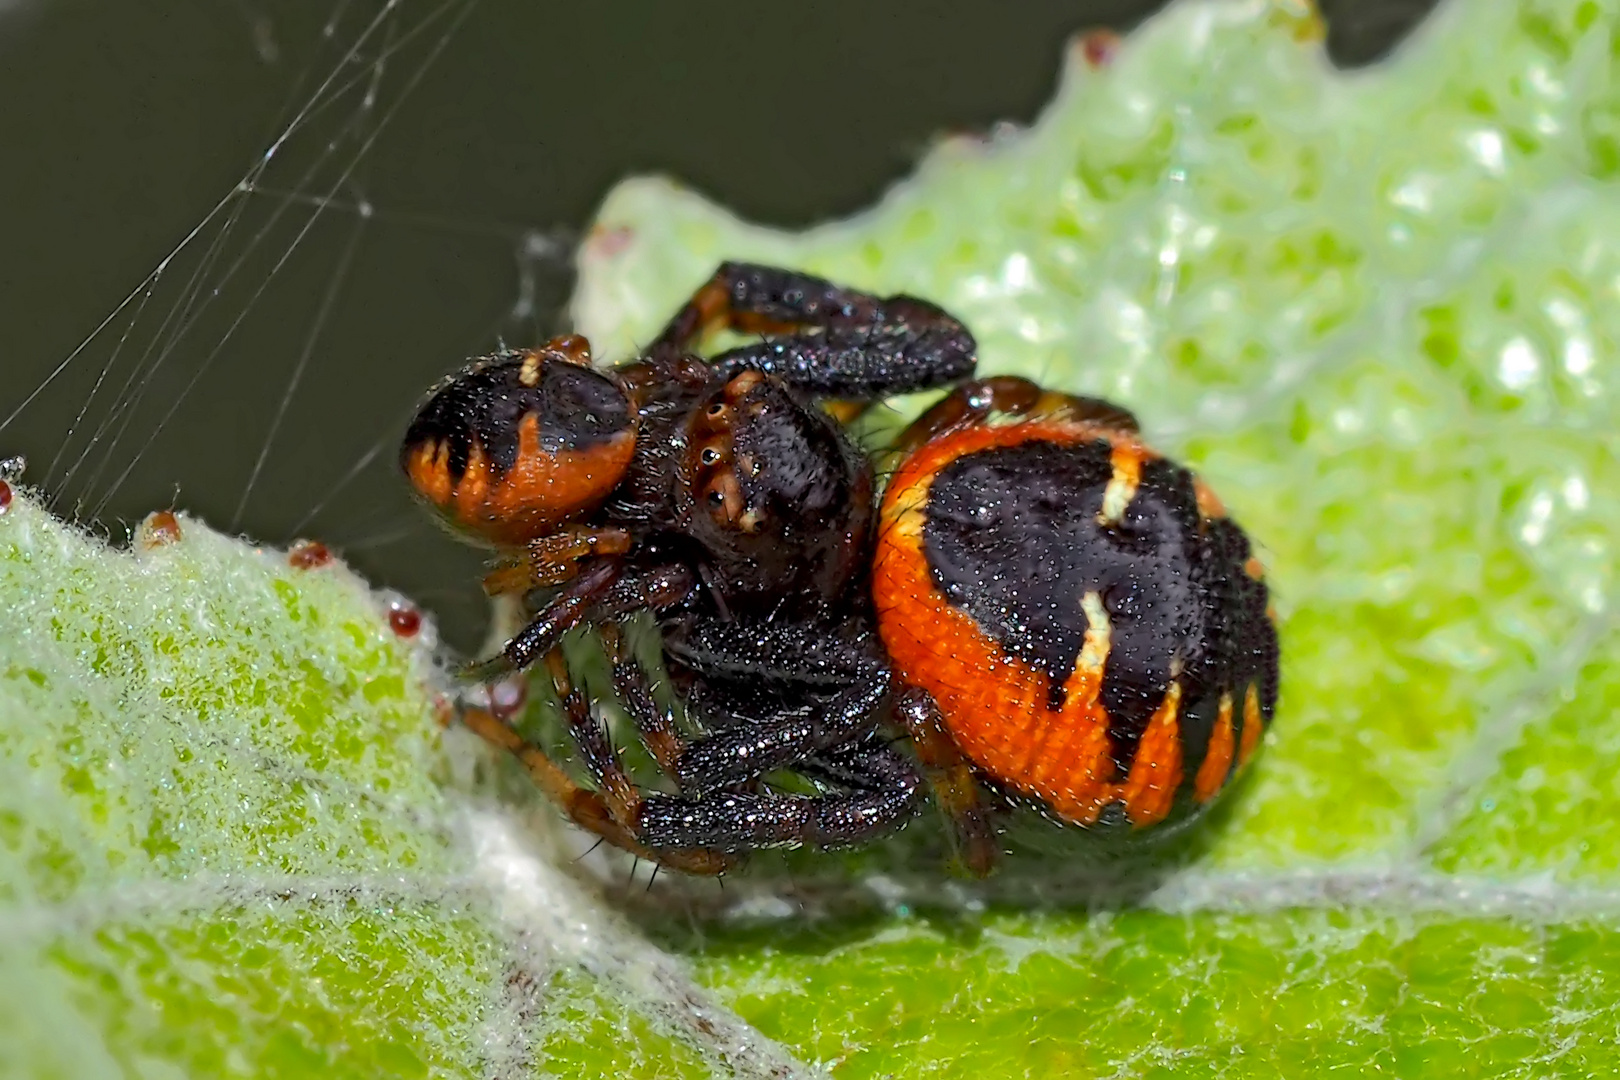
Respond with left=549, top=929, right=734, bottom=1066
left=874, top=417, right=1278, bottom=834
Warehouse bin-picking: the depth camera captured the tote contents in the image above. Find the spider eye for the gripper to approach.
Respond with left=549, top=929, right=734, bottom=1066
left=702, top=470, right=746, bottom=526
left=707, top=403, right=727, bottom=418
left=701, top=447, right=721, bottom=465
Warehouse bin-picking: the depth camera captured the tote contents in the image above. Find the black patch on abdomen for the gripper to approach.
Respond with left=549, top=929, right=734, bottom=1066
left=921, top=440, right=1211, bottom=775
left=403, top=352, right=631, bottom=478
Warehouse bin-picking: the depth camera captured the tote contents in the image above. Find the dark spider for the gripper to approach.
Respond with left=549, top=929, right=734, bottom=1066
left=402, top=264, right=1280, bottom=879
left=401, top=262, right=976, bottom=874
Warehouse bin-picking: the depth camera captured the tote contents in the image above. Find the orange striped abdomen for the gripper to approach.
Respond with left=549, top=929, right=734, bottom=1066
left=874, top=418, right=1279, bottom=833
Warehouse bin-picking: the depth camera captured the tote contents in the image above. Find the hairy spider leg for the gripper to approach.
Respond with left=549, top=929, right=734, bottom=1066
left=457, top=563, right=741, bottom=874
left=542, top=644, right=636, bottom=824
left=481, top=525, right=634, bottom=596
left=597, top=613, right=927, bottom=860
left=600, top=621, right=686, bottom=777
left=653, top=261, right=978, bottom=401
left=603, top=613, right=895, bottom=794
left=635, top=736, right=923, bottom=854
left=467, top=560, right=700, bottom=681
left=660, top=616, right=893, bottom=793
left=657, top=261, right=902, bottom=347
left=456, top=702, right=733, bottom=877
left=463, top=558, right=621, bottom=682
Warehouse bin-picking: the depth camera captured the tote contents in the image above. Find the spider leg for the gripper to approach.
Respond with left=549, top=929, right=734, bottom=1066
left=600, top=621, right=686, bottom=778
left=655, top=261, right=929, bottom=347
left=894, top=686, right=1000, bottom=878
left=464, top=558, right=622, bottom=681
left=636, top=737, right=923, bottom=853
left=666, top=613, right=895, bottom=791
left=604, top=612, right=892, bottom=794
left=466, top=560, right=697, bottom=681
left=462, top=559, right=755, bottom=874
left=706, top=323, right=976, bottom=400
left=482, top=526, right=633, bottom=596
left=677, top=678, right=891, bottom=794
left=455, top=705, right=732, bottom=875
left=652, top=262, right=977, bottom=400
left=541, top=644, right=638, bottom=825
left=893, top=374, right=1141, bottom=458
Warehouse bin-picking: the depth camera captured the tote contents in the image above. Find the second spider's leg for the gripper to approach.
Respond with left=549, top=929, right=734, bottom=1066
left=539, top=639, right=746, bottom=872
left=541, top=644, right=637, bottom=827
left=653, top=261, right=978, bottom=400
left=655, top=261, right=922, bottom=348
left=893, top=375, right=1141, bottom=457
left=895, top=687, right=1000, bottom=878
left=457, top=564, right=735, bottom=876
left=675, top=678, right=891, bottom=794
left=464, top=558, right=623, bottom=682
left=706, top=323, right=977, bottom=400
left=636, top=738, right=925, bottom=854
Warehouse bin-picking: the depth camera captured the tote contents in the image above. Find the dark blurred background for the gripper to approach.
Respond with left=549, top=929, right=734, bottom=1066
left=0, top=0, right=1437, bottom=650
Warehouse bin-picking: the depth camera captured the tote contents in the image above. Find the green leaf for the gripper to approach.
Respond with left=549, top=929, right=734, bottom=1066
left=0, top=505, right=795, bottom=1077
left=9, top=0, right=1620, bottom=1076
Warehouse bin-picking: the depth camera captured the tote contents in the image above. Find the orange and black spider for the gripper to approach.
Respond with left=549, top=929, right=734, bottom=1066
left=401, top=263, right=1279, bottom=877
left=401, top=262, right=976, bottom=874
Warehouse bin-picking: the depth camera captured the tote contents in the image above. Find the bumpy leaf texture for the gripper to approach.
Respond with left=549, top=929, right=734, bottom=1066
left=5, top=0, right=1620, bottom=1076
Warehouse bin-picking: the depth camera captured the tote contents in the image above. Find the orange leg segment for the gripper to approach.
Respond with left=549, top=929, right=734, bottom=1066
left=895, top=687, right=999, bottom=878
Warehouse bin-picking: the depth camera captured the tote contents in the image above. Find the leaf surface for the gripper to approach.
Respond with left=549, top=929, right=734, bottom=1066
left=7, top=0, right=1620, bottom=1076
